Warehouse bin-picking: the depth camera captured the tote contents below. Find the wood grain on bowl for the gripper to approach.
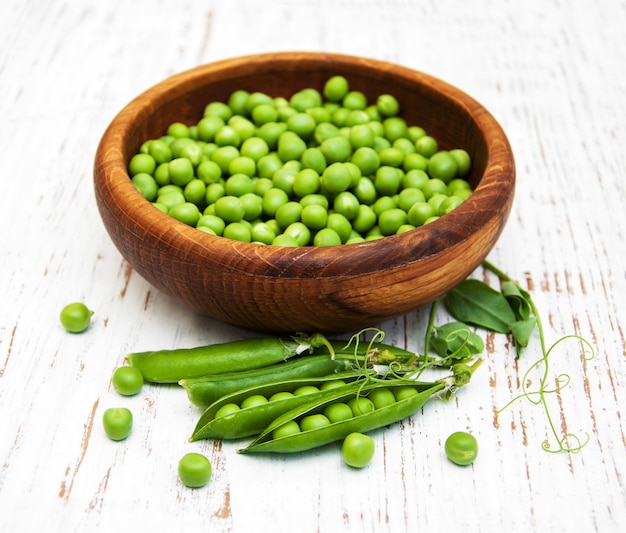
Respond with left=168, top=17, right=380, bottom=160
left=94, top=52, right=515, bottom=333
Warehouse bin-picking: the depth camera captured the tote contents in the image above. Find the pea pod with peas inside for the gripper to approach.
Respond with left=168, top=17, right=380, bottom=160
left=239, top=359, right=482, bottom=454
left=181, top=354, right=355, bottom=408
left=125, top=333, right=334, bottom=383
left=190, top=372, right=375, bottom=440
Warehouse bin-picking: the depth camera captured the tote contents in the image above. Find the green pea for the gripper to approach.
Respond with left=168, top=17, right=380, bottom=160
left=240, top=193, right=264, bottom=221
left=154, top=162, right=171, bottom=186
left=320, top=135, right=352, bottom=163
left=223, top=222, right=251, bottom=242
left=287, top=112, right=317, bottom=140
left=293, top=385, right=320, bottom=396
left=398, top=187, right=426, bottom=212
left=394, top=386, right=418, bottom=401
left=319, top=379, right=347, bottom=391
left=169, top=202, right=200, bottom=226
left=449, top=149, right=472, bottom=178
left=378, top=147, right=405, bottom=168
left=323, top=75, right=349, bottom=102
left=403, top=152, right=429, bottom=172
left=215, top=403, right=241, bottom=418
left=343, top=90, right=367, bottom=110
left=214, top=195, right=245, bottom=223
left=241, top=394, right=269, bottom=409
left=402, top=169, right=429, bottom=189
left=408, top=126, right=427, bottom=142
left=428, top=193, right=448, bottom=213
left=342, top=432, right=375, bottom=468
left=204, top=101, right=232, bottom=121
left=348, top=396, right=375, bottom=416
left=112, top=366, right=144, bottom=396
left=272, top=420, right=302, bottom=440
left=326, top=213, right=352, bottom=243
left=179, top=142, right=203, bottom=166
left=293, top=168, right=321, bottom=197
left=244, top=92, right=274, bottom=115
left=314, top=122, right=341, bottom=144
left=204, top=182, right=225, bottom=205
left=276, top=201, right=303, bottom=230
left=102, top=407, right=133, bottom=441
left=178, top=453, right=212, bottom=488
left=378, top=208, right=407, bottom=236
left=262, top=187, right=290, bottom=218
left=323, top=402, right=354, bottom=423
left=407, top=202, right=436, bottom=227
left=321, top=162, right=351, bottom=194
left=313, top=227, right=342, bottom=246
left=272, top=233, right=298, bottom=247
left=197, top=214, right=225, bottom=235
left=59, top=302, right=93, bottom=333
left=148, top=139, right=173, bottom=164
left=301, top=204, right=328, bottom=231
left=383, top=116, right=408, bottom=142
left=438, top=195, right=464, bottom=216
left=377, top=93, right=399, bottom=116
left=351, top=146, right=381, bottom=176
left=197, top=115, right=225, bottom=142
left=375, top=166, right=402, bottom=196
left=211, top=145, right=240, bottom=174
left=307, top=106, right=332, bottom=124
left=278, top=130, right=307, bottom=161
left=352, top=204, right=377, bottom=234
left=445, top=431, right=479, bottom=466
left=415, top=135, right=439, bottom=157
left=132, top=173, right=158, bottom=201
left=299, top=193, right=329, bottom=209
left=428, top=151, right=459, bottom=183
left=183, top=179, right=206, bottom=205
left=421, top=178, right=449, bottom=200
left=291, top=88, right=322, bottom=112
left=368, top=388, right=396, bottom=409
left=269, top=391, right=296, bottom=402
left=300, top=414, right=332, bottom=432
left=225, top=173, right=254, bottom=196
left=129, top=153, right=156, bottom=176
left=282, top=222, right=311, bottom=246
left=300, top=147, right=326, bottom=175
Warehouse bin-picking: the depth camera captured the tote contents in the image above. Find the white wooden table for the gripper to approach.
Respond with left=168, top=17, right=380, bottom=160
left=1, top=1, right=625, bottom=531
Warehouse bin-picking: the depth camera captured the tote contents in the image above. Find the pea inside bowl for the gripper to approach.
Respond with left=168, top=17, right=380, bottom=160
left=93, top=52, right=515, bottom=334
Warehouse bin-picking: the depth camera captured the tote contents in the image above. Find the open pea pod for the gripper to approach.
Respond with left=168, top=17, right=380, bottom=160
left=190, top=370, right=380, bottom=441
left=239, top=380, right=446, bottom=454
left=181, top=355, right=355, bottom=408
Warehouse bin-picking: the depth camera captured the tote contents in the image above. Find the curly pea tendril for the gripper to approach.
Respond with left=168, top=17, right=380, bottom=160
left=497, top=334, right=595, bottom=454
left=484, top=261, right=596, bottom=454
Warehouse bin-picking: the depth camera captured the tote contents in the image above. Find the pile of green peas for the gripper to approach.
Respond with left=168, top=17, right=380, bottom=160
left=128, top=75, right=473, bottom=246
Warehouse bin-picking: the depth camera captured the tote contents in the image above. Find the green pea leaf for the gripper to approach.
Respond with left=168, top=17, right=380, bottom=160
left=444, top=279, right=517, bottom=334
left=430, top=322, right=485, bottom=359
left=510, top=317, right=538, bottom=357
left=501, top=280, right=533, bottom=321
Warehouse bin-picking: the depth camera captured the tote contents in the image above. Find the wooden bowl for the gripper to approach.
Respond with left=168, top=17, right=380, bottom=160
left=94, top=52, right=515, bottom=334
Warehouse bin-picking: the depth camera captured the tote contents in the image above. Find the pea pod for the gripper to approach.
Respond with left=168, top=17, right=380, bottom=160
left=190, top=370, right=380, bottom=441
left=126, top=333, right=332, bottom=383
left=238, top=380, right=447, bottom=454
left=181, top=355, right=355, bottom=408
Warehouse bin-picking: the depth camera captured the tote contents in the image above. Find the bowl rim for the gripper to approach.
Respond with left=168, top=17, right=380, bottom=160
left=94, top=51, right=515, bottom=280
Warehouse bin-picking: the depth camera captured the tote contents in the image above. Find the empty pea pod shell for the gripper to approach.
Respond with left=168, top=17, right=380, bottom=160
left=239, top=380, right=446, bottom=454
